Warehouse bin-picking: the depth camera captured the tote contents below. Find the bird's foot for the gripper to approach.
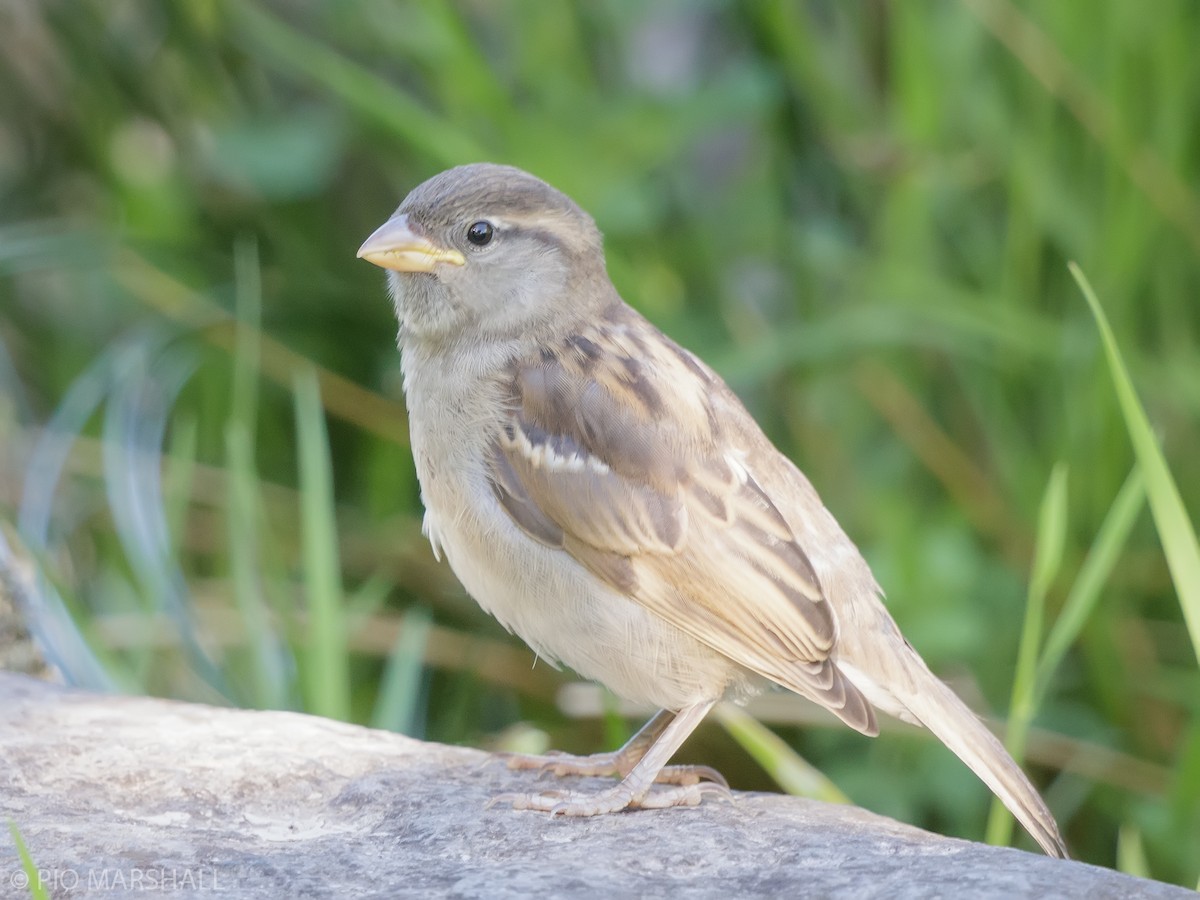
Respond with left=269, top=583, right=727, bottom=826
left=487, top=780, right=732, bottom=816
left=498, top=749, right=727, bottom=787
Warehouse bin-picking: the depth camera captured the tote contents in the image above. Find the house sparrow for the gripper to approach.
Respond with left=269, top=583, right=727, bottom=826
left=357, top=163, right=1068, bottom=858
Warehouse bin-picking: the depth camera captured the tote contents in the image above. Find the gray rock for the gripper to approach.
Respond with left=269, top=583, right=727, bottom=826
left=0, top=672, right=1186, bottom=899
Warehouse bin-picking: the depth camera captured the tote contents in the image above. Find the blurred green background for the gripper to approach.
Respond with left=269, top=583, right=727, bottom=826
left=2, top=0, right=1198, bottom=884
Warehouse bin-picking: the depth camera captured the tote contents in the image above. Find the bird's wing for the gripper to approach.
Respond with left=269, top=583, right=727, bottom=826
left=487, top=305, right=877, bottom=734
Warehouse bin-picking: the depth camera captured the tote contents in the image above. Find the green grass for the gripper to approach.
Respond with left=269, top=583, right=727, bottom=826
left=7, top=822, right=49, bottom=900
left=1, top=0, right=1198, bottom=885
left=714, top=703, right=850, bottom=805
left=986, top=461, right=1069, bottom=848
left=1072, top=265, right=1200, bottom=666
left=293, top=367, right=352, bottom=721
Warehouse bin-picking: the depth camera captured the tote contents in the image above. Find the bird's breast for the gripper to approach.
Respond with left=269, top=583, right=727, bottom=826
left=400, top=345, right=746, bottom=710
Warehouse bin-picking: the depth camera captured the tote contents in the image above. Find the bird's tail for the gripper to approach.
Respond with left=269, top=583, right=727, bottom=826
left=888, top=651, right=1069, bottom=858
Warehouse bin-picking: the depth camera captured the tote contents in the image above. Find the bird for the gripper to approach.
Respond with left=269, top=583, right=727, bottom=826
left=357, top=162, right=1068, bottom=858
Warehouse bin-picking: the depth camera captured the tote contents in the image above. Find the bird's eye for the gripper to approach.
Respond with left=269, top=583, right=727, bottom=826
left=466, top=221, right=494, bottom=247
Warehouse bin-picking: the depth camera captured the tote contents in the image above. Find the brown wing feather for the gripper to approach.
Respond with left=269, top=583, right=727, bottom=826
left=488, top=304, right=877, bottom=735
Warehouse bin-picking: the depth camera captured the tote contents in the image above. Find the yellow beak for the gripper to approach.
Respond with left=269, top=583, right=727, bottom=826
left=356, top=215, right=466, bottom=272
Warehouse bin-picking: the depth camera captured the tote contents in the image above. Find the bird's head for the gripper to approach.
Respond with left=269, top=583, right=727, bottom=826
left=359, top=163, right=608, bottom=343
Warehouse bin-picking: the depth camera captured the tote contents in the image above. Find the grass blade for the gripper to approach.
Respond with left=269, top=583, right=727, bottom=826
left=713, top=703, right=850, bottom=804
left=1072, top=262, right=1200, bottom=665
left=1035, top=467, right=1145, bottom=703
left=231, top=4, right=485, bottom=166
left=225, top=421, right=290, bottom=709
left=231, top=236, right=261, bottom=435
left=1116, top=823, right=1151, bottom=880
left=293, top=368, right=351, bottom=720
left=371, top=605, right=432, bottom=736
left=7, top=821, right=49, bottom=900
left=986, top=462, right=1069, bottom=847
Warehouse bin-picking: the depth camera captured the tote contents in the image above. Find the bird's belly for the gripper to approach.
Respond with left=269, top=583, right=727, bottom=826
left=425, top=498, right=743, bottom=711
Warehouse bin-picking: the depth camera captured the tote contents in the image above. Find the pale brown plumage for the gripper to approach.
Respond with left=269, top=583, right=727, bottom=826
left=358, top=162, right=1068, bottom=858
left=488, top=301, right=875, bottom=734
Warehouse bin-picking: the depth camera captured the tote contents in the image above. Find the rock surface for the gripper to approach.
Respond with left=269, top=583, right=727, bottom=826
left=0, top=672, right=1187, bottom=899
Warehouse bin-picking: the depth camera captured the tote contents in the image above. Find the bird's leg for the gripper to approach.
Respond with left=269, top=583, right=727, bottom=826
left=491, top=700, right=731, bottom=814
left=499, top=707, right=726, bottom=787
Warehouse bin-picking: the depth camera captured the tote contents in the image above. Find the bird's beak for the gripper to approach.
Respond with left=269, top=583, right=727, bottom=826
left=356, top=214, right=466, bottom=273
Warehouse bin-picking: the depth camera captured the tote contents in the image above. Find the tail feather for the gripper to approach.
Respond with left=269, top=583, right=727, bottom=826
left=890, top=656, right=1069, bottom=858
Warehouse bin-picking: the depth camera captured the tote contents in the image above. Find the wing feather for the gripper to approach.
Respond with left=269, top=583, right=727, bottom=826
left=488, top=304, right=877, bottom=735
